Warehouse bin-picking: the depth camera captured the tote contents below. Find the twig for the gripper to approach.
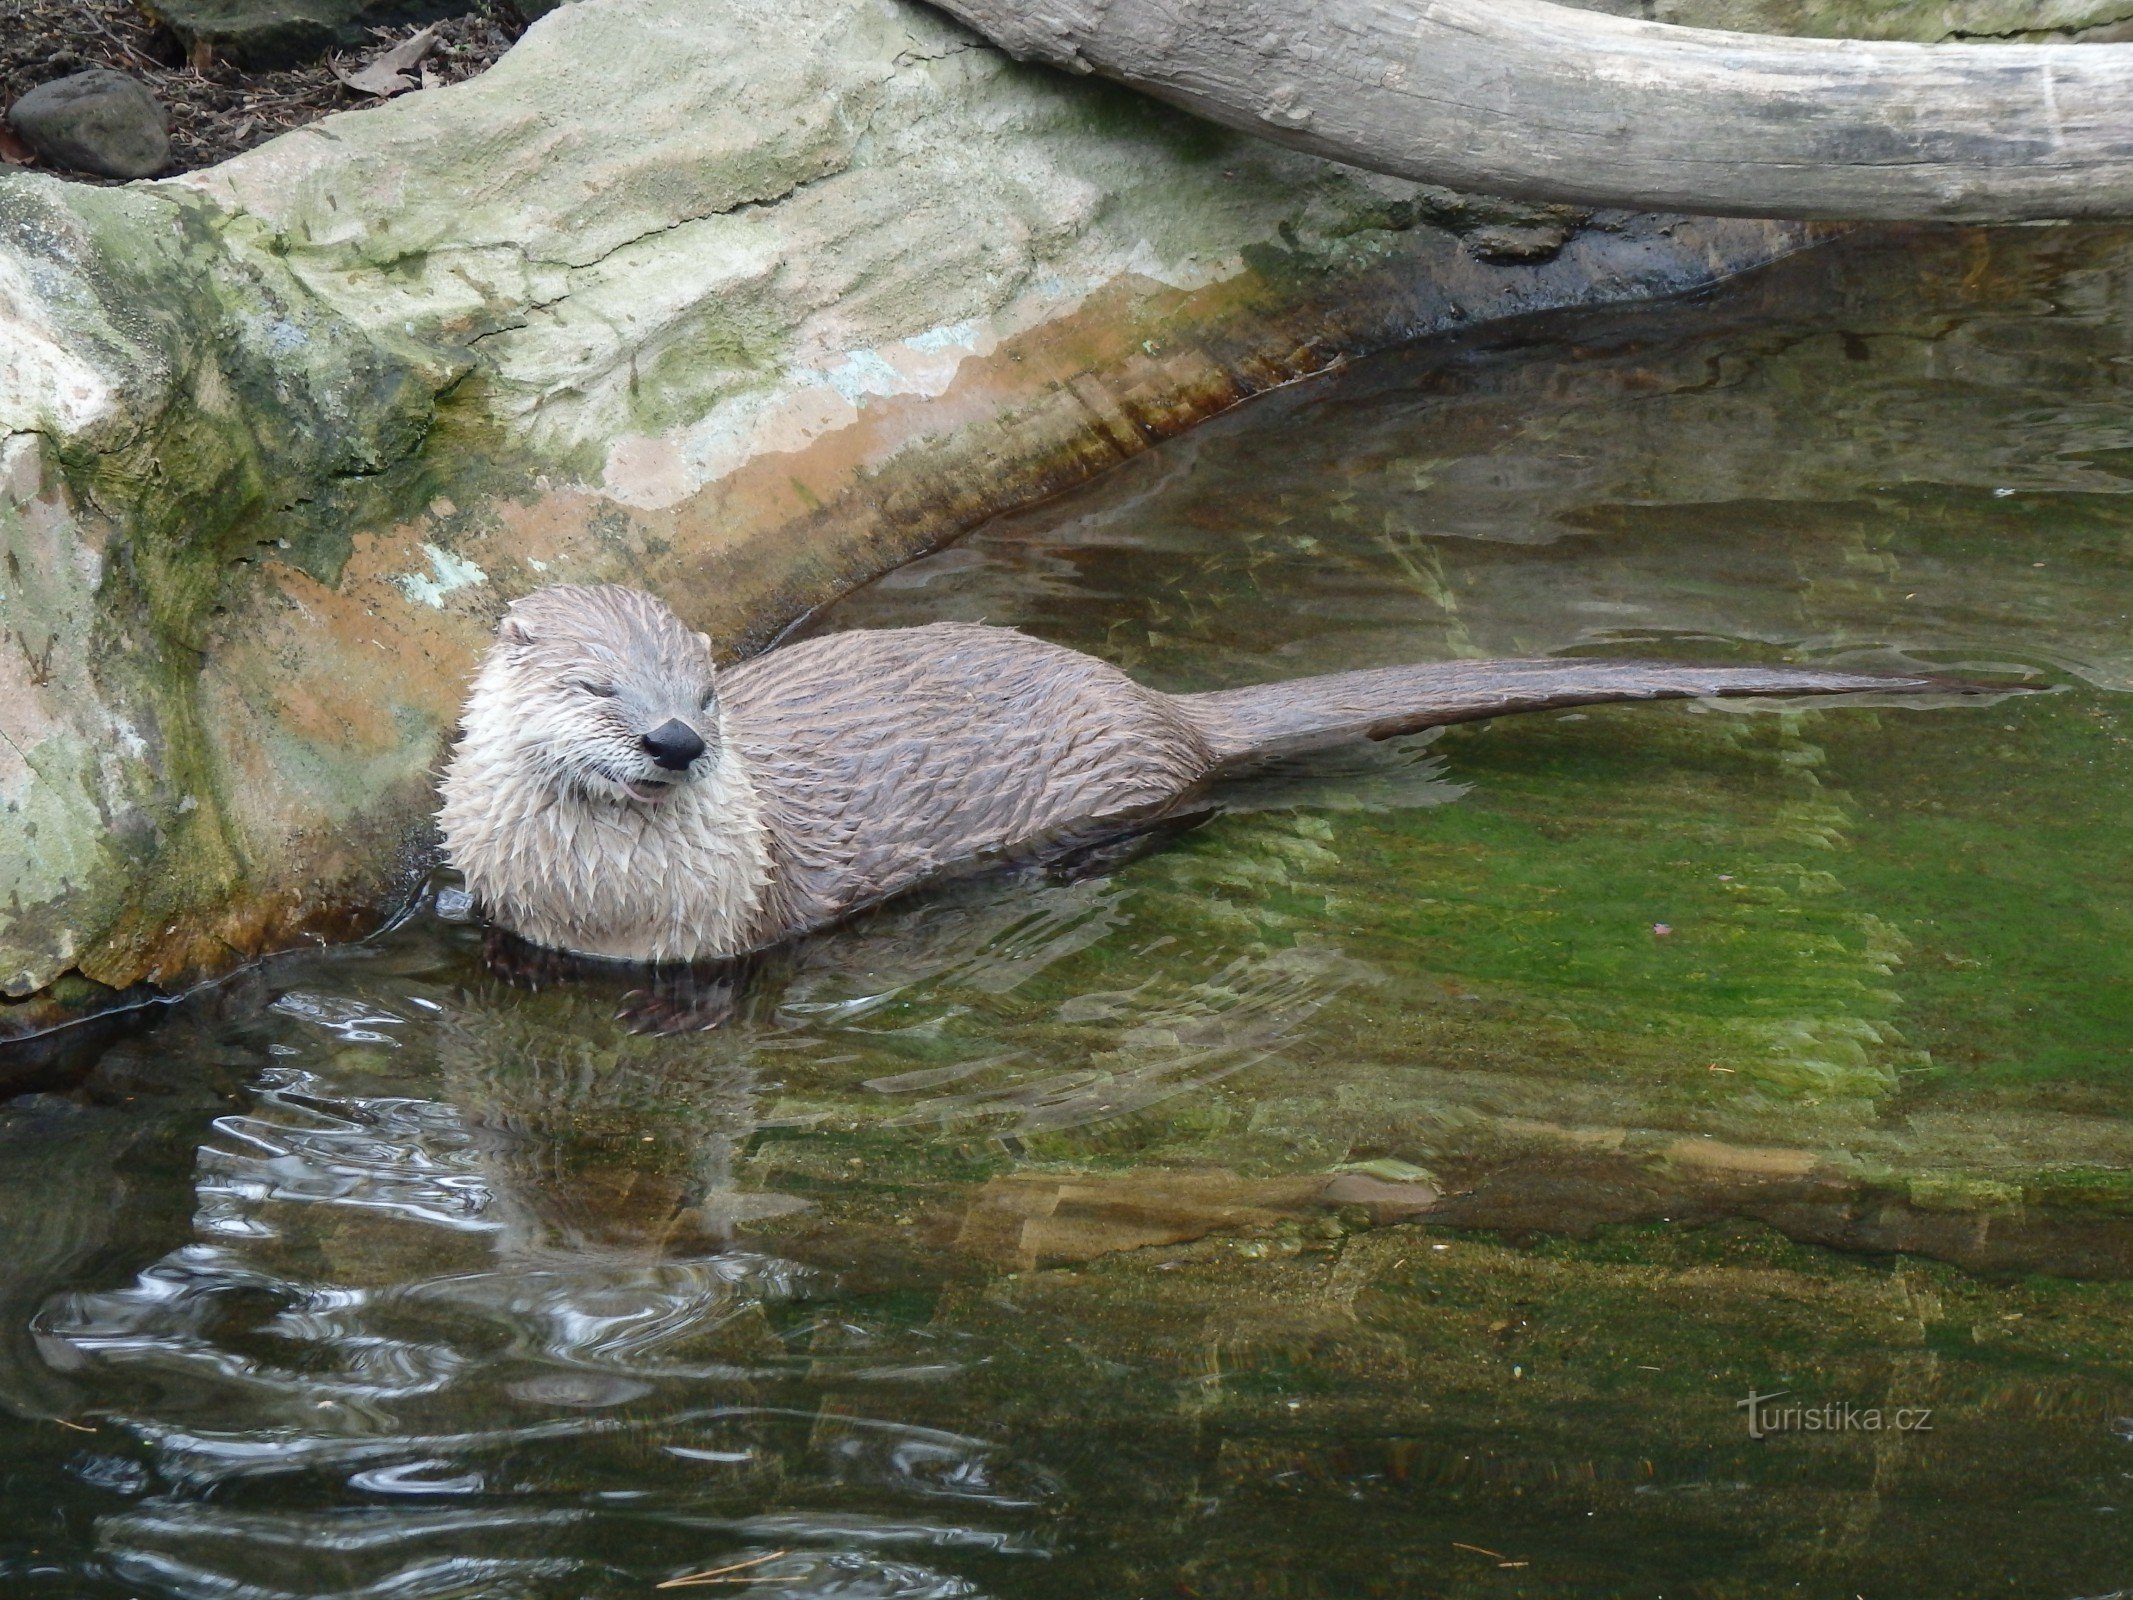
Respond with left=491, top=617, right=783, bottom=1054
left=86, top=15, right=158, bottom=71
left=656, top=1552, right=789, bottom=1590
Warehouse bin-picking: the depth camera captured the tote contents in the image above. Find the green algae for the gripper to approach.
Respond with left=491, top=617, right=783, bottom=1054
left=0, top=176, right=446, bottom=631
left=754, top=225, right=2133, bottom=1212
left=0, top=171, right=459, bottom=990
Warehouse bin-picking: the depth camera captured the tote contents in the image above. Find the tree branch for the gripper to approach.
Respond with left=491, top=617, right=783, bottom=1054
left=928, top=0, right=2133, bottom=221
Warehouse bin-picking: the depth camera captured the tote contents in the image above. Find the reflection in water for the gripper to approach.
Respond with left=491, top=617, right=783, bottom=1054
left=23, top=849, right=1357, bottom=1596
left=12, top=226, right=2133, bottom=1596
left=30, top=946, right=1073, bottom=1598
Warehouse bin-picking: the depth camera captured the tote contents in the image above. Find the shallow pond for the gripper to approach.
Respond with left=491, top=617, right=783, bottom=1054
left=9, top=224, right=2133, bottom=1597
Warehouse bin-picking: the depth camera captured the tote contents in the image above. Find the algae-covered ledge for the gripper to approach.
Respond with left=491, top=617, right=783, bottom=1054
left=0, top=0, right=1818, bottom=1036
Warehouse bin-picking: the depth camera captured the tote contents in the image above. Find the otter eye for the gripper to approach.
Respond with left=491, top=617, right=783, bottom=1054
left=699, top=688, right=717, bottom=709
left=572, top=680, right=619, bottom=699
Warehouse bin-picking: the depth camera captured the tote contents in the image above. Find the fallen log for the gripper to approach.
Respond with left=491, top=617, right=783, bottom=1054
left=927, top=0, right=2133, bottom=221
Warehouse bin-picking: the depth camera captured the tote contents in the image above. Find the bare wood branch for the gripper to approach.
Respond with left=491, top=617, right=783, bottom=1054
left=926, top=0, right=2133, bottom=221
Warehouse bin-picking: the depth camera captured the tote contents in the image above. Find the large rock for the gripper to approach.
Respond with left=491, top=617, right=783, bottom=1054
left=0, top=0, right=1816, bottom=1036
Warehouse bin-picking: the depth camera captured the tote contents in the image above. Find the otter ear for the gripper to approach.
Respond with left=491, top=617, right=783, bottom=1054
left=499, top=613, right=537, bottom=646
left=695, top=631, right=714, bottom=655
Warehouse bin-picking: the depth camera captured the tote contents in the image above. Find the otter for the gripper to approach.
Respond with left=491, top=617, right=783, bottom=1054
left=439, top=584, right=1997, bottom=965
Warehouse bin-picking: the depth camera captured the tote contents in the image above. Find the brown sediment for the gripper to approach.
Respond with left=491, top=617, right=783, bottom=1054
left=932, top=1148, right=2133, bottom=1281
left=956, top=1168, right=1440, bottom=1270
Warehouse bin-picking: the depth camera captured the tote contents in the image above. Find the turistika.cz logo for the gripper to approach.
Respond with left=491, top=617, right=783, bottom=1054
left=1737, top=1389, right=1934, bottom=1439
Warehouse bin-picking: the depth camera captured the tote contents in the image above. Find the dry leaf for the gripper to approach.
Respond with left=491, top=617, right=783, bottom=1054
left=0, top=125, right=31, bottom=166
left=333, top=23, right=443, bottom=98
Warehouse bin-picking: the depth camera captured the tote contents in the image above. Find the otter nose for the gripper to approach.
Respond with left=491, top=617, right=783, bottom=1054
left=641, top=719, right=706, bottom=771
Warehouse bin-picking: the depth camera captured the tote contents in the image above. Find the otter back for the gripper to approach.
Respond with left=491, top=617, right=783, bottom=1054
left=724, top=623, right=1218, bottom=936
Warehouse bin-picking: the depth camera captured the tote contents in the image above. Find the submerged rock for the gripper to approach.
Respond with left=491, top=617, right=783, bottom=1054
left=7, top=69, right=169, bottom=178
left=958, top=1169, right=1441, bottom=1269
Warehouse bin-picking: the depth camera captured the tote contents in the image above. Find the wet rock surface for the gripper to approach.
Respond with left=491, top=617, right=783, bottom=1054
left=6, top=68, right=168, bottom=177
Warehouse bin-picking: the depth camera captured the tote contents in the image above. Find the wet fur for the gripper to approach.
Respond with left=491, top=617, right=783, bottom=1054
left=440, top=583, right=1988, bottom=964
left=438, top=586, right=772, bottom=962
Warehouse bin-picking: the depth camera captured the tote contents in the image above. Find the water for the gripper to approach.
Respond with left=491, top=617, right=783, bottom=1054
left=9, top=224, right=2133, bottom=1596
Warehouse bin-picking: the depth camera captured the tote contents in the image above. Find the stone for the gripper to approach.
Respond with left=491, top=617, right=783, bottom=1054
left=139, top=0, right=476, bottom=70
left=955, top=1170, right=1442, bottom=1269
left=6, top=71, right=169, bottom=180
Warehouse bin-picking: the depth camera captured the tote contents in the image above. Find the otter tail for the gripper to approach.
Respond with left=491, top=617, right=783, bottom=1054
left=1171, top=658, right=2002, bottom=767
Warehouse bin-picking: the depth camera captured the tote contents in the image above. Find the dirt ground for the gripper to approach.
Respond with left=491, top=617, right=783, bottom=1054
left=0, top=0, right=528, bottom=179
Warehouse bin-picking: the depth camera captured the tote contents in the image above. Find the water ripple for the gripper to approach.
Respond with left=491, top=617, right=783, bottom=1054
left=37, top=1244, right=465, bottom=1404
left=198, top=1076, right=496, bottom=1237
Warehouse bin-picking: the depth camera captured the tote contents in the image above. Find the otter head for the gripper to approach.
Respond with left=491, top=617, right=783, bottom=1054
left=439, top=583, right=773, bottom=963
left=475, top=584, right=721, bottom=806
